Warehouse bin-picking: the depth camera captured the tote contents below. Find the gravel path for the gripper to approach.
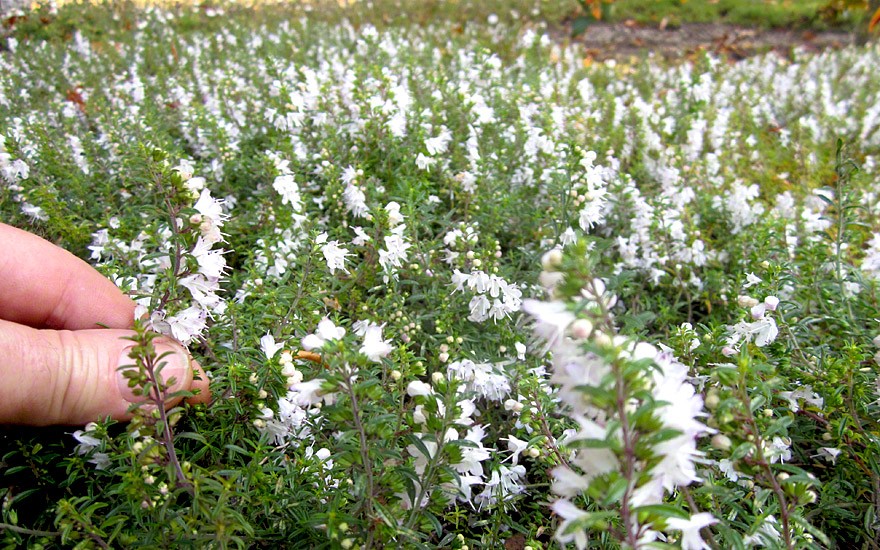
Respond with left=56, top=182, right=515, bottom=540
left=563, top=21, right=858, bottom=61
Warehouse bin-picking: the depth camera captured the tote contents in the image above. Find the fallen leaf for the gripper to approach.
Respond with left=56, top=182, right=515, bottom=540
left=295, top=350, right=323, bottom=364
left=870, top=6, right=880, bottom=33
left=505, top=534, right=526, bottom=550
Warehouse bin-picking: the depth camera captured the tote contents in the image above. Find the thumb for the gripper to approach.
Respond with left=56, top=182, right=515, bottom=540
left=0, top=319, right=210, bottom=426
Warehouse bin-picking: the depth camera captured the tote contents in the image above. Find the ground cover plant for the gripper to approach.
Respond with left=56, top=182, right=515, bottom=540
left=2, top=1, right=880, bottom=548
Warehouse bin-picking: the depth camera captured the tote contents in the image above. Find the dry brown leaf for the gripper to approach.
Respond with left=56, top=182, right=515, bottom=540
left=870, top=6, right=880, bottom=33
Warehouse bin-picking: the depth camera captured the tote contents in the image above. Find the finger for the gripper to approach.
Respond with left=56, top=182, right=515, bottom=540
left=0, top=319, right=210, bottom=426
left=0, top=223, right=136, bottom=330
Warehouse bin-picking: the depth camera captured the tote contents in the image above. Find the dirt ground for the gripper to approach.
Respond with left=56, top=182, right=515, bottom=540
left=563, top=21, right=858, bottom=61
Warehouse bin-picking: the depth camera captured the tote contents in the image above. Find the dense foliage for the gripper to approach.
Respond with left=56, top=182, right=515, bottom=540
left=2, top=2, right=880, bottom=548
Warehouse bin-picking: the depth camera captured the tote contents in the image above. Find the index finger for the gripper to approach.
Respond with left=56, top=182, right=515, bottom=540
left=0, top=223, right=136, bottom=330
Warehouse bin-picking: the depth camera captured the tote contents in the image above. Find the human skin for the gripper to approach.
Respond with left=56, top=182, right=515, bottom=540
left=0, top=222, right=210, bottom=425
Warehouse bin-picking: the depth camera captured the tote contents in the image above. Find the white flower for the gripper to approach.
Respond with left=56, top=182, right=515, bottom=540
left=179, top=274, right=224, bottom=313
left=352, top=226, right=371, bottom=245
left=359, top=323, right=393, bottom=362
left=379, top=226, right=411, bottom=274
left=752, top=317, right=779, bottom=347
left=778, top=385, right=823, bottom=413
left=261, top=333, right=284, bottom=360
left=504, top=435, right=528, bottom=465
left=415, top=153, right=436, bottom=170
left=476, top=464, right=526, bottom=507
left=727, top=316, right=778, bottom=348
left=290, top=379, right=326, bottom=407
left=302, top=318, right=346, bottom=350
left=385, top=201, right=405, bottom=226
left=743, top=516, right=782, bottom=547
left=766, top=436, right=792, bottom=464
left=343, top=180, right=369, bottom=218
left=816, top=447, right=842, bottom=464
left=550, top=466, right=591, bottom=498
left=191, top=236, right=227, bottom=279
left=319, top=236, right=351, bottom=274
left=743, top=272, right=762, bottom=288
left=72, top=422, right=102, bottom=455
left=552, top=499, right=589, bottom=550
left=665, top=513, right=717, bottom=550
left=166, top=306, right=208, bottom=345
left=407, top=380, right=434, bottom=397
left=174, top=159, right=195, bottom=180
left=718, top=459, right=741, bottom=482
left=522, top=299, right=575, bottom=351
left=273, top=174, right=302, bottom=211
left=193, top=188, right=228, bottom=243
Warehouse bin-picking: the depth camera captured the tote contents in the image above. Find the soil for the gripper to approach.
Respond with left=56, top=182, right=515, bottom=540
left=559, top=21, right=858, bottom=61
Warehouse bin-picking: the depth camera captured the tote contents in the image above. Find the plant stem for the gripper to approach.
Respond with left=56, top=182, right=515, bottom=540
left=738, top=386, right=793, bottom=549
left=146, top=348, right=193, bottom=495
left=614, top=357, right=639, bottom=548
left=343, top=370, right=376, bottom=549
left=0, top=523, right=60, bottom=537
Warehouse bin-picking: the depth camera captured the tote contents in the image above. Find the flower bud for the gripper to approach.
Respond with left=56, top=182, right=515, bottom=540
left=737, top=295, right=759, bottom=308
left=541, top=248, right=564, bottom=270
left=390, top=370, right=402, bottom=381
left=406, top=381, right=433, bottom=397
left=431, top=372, right=444, bottom=384
left=570, top=318, right=593, bottom=339
left=711, top=434, right=732, bottom=451
left=594, top=331, right=612, bottom=348
left=705, top=392, right=720, bottom=410
left=539, top=270, right=564, bottom=289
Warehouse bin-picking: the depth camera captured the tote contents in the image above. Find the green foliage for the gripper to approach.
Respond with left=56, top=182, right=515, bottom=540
left=1, top=1, right=880, bottom=548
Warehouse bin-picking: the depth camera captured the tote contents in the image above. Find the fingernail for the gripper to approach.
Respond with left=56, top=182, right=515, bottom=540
left=117, top=343, right=192, bottom=403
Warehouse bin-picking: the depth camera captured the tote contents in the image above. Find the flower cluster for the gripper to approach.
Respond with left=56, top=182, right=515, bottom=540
left=525, top=245, right=713, bottom=549
left=3, top=2, right=880, bottom=546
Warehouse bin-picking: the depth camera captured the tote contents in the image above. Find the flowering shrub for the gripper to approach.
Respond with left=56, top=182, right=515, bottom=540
left=2, top=2, right=880, bottom=548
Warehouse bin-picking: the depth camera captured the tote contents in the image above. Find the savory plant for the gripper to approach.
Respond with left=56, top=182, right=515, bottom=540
left=1, top=2, right=880, bottom=548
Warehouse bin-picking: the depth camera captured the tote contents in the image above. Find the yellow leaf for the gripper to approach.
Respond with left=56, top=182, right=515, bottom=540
left=870, top=6, right=880, bottom=33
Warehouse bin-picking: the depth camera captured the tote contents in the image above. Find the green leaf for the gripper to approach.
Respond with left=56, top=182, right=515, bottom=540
left=730, top=442, right=755, bottom=461
left=600, top=478, right=628, bottom=506
left=634, top=504, right=690, bottom=521
left=571, top=16, right=593, bottom=38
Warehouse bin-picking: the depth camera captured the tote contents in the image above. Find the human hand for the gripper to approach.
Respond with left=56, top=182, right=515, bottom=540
left=0, top=222, right=210, bottom=425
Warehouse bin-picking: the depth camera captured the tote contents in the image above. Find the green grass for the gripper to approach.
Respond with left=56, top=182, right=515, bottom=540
left=3, top=0, right=864, bottom=38
left=604, top=0, right=854, bottom=29
left=309, top=0, right=861, bottom=30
